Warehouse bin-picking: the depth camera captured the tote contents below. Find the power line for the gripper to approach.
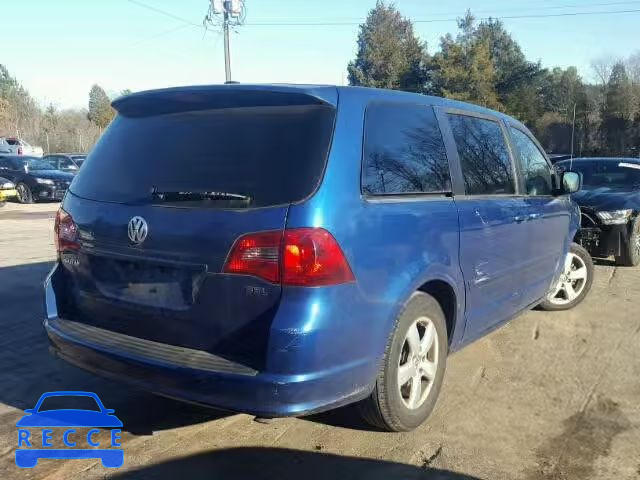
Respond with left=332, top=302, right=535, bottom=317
left=245, top=8, right=640, bottom=26
left=431, top=0, right=640, bottom=17
left=125, top=0, right=203, bottom=29
left=253, top=0, right=640, bottom=23
left=124, top=0, right=640, bottom=30
left=125, top=24, right=192, bottom=48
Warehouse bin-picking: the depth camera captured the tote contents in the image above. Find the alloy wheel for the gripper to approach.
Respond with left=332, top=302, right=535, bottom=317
left=16, top=184, right=29, bottom=203
left=397, top=316, right=439, bottom=410
left=547, top=252, right=588, bottom=306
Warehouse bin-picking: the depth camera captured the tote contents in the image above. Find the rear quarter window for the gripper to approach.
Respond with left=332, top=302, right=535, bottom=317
left=362, top=102, right=451, bottom=195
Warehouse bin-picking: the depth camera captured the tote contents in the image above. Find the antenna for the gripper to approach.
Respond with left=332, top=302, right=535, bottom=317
left=570, top=103, right=576, bottom=171
left=204, top=0, right=247, bottom=83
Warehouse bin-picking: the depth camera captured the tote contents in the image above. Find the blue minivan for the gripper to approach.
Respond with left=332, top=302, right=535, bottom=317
left=45, top=85, right=592, bottom=431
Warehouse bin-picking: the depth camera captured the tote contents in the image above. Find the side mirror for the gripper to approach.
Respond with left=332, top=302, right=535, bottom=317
left=562, top=171, right=582, bottom=194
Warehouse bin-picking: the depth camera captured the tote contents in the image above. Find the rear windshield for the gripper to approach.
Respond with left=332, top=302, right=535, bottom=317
left=71, top=104, right=336, bottom=207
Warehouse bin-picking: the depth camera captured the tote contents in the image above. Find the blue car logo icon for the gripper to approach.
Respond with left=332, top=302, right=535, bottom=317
left=15, top=391, right=123, bottom=468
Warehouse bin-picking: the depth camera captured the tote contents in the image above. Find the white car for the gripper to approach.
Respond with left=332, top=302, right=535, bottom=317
left=0, top=137, right=44, bottom=157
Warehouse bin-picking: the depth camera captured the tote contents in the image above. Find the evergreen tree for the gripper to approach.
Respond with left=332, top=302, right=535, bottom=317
left=88, top=84, right=114, bottom=129
left=432, top=13, right=502, bottom=110
left=602, top=62, right=634, bottom=154
left=347, top=1, right=429, bottom=92
left=474, top=18, right=544, bottom=124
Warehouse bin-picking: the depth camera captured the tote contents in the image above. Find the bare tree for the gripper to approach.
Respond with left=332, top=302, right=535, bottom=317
left=590, top=55, right=616, bottom=87
left=625, top=51, right=640, bottom=86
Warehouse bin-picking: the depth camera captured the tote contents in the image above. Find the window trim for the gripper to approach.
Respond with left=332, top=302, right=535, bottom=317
left=443, top=108, right=520, bottom=197
left=360, top=101, right=454, bottom=199
left=507, top=124, right=555, bottom=198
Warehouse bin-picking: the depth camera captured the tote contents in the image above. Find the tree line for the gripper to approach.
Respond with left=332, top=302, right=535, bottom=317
left=0, top=64, right=122, bottom=154
left=1, top=3, right=638, bottom=157
left=348, top=2, right=640, bottom=157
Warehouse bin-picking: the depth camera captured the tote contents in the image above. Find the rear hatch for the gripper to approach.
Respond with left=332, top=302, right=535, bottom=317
left=58, top=86, right=337, bottom=370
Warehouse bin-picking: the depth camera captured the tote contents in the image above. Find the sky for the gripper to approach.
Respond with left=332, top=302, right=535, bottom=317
left=2, top=0, right=639, bottom=110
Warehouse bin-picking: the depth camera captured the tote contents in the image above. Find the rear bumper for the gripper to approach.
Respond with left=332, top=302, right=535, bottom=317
left=44, top=265, right=376, bottom=417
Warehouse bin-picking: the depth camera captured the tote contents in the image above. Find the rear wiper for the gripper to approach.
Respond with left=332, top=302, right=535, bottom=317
left=151, top=189, right=252, bottom=204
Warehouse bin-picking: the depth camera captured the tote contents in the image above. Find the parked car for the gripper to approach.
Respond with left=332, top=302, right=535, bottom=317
left=44, top=85, right=591, bottom=432
left=548, top=153, right=573, bottom=164
left=43, top=153, right=87, bottom=173
left=0, top=155, right=73, bottom=203
left=0, top=137, right=44, bottom=157
left=555, top=157, right=640, bottom=266
left=0, top=176, right=16, bottom=203
left=0, top=139, right=11, bottom=154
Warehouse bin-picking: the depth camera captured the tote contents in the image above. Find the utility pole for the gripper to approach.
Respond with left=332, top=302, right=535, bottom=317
left=223, top=2, right=231, bottom=82
left=570, top=103, right=577, bottom=160
left=205, top=0, right=246, bottom=83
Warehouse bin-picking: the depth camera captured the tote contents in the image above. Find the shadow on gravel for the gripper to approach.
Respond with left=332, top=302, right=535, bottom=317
left=112, top=447, right=482, bottom=480
left=0, top=210, right=57, bottom=220
left=304, top=404, right=381, bottom=432
left=592, top=258, right=617, bottom=267
left=0, top=261, right=228, bottom=436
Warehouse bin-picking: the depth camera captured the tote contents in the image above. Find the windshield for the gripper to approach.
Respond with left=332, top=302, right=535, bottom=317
left=71, top=155, right=86, bottom=165
left=25, top=158, right=55, bottom=171
left=71, top=104, right=336, bottom=207
left=559, top=160, right=640, bottom=189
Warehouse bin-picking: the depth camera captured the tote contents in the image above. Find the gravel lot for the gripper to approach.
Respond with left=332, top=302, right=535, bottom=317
left=0, top=201, right=638, bottom=480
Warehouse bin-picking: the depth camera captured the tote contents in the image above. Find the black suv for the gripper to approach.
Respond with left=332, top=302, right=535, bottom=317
left=556, top=157, right=640, bottom=266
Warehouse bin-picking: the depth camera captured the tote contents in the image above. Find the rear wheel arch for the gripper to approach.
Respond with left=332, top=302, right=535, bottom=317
left=416, top=279, right=457, bottom=346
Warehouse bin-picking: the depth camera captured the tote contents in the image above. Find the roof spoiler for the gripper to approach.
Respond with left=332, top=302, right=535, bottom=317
left=112, top=85, right=337, bottom=118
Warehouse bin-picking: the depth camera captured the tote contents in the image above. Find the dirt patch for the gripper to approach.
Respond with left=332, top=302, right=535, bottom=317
left=524, top=396, right=631, bottom=480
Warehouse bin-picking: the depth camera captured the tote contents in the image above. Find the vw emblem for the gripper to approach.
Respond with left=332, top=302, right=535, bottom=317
left=127, top=216, right=148, bottom=245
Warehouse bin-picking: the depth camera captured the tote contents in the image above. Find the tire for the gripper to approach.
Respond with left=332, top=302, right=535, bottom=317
left=16, top=182, right=34, bottom=204
left=539, top=243, right=594, bottom=311
left=359, top=292, right=448, bottom=432
left=615, top=216, right=640, bottom=267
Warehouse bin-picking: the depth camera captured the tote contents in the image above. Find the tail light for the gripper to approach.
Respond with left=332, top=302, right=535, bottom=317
left=17, top=146, right=22, bottom=155
left=224, top=231, right=282, bottom=283
left=224, top=228, right=355, bottom=286
left=54, top=208, right=79, bottom=252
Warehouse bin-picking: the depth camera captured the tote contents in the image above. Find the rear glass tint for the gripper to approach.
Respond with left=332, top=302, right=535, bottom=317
left=71, top=104, right=336, bottom=207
